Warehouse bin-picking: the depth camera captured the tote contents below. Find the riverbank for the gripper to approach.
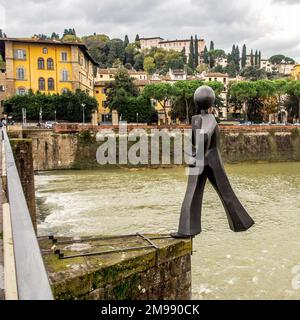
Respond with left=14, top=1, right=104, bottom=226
left=8, top=126, right=300, bottom=171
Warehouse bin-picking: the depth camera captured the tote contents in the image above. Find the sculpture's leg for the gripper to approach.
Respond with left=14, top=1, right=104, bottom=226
left=176, top=170, right=208, bottom=237
left=207, top=151, right=255, bottom=232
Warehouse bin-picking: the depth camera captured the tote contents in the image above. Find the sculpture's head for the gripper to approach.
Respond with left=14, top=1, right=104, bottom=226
left=194, top=85, right=215, bottom=112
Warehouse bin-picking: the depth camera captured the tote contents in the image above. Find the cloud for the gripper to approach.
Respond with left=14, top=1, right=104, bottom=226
left=0, top=0, right=299, bottom=61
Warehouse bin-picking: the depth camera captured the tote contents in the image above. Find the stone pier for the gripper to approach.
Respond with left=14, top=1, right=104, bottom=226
left=10, top=139, right=37, bottom=232
left=39, top=234, right=192, bottom=300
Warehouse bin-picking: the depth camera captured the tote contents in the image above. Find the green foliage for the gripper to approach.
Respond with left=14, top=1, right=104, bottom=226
left=240, top=66, right=267, bottom=81
left=4, top=90, right=98, bottom=122
left=143, top=56, right=155, bottom=74
left=269, top=54, right=286, bottom=65
left=188, top=36, right=195, bottom=70
left=105, top=69, right=155, bottom=123
left=241, top=44, right=247, bottom=69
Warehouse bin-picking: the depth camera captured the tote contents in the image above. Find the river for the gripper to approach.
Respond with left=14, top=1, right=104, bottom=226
left=35, top=162, right=300, bottom=300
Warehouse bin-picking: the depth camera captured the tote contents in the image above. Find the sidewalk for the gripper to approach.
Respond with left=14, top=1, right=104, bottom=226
left=0, top=133, right=4, bottom=300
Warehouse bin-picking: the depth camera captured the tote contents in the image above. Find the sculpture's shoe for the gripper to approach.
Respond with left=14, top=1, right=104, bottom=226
left=170, top=232, right=196, bottom=239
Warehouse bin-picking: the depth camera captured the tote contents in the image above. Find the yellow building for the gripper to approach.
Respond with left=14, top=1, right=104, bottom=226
left=0, top=38, right=97, bottom=97
left=291, top=64, right=300, bottom=80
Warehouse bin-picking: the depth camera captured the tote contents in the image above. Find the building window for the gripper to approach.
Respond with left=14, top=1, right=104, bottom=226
left=47, top=58, right=54, bottom=70
left=95, top=90, right=99, bottom=94
left=61, top=70, right=69, bottom=81
left=43, top=48, right=48, bottom=54
left=48, top=78, right=55, bottom=91
left=38, top=77, right=45, bottom=90
left=61, top=52, right=68, bottom=61
left=100, top=75, right=103, bottom=78
left=15, top=49, right=26, bottom=60
left=0, top=85, right=5, bottom=92
left=17, top=67, right=25, bottom=80
left=17, top=87, right=26, bottom=95
left=38, top=58, right=45, bottom=69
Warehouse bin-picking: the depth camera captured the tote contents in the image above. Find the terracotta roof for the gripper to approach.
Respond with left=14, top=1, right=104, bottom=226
left=159, top=39, right=204, bottom=44
left=140, top=37, right=164, bottom=41
left=205, top=73, right=228, bottom=77
left=97, top=68, right=147, bottom=75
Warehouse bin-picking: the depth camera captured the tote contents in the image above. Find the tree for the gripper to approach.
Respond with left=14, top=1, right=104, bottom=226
left=254, top=50, right=258, bottom=67
left=124, top=35, right=130, bottom=48
left=258, top=51, right=262, bottom=67
left=133, top=53, right=144, bottom=71
left=173, top=80, right=204, bottom=123
left=188, top=36, right=195, bottom=70
left=143, top=56, right=156, bottom=74
left=107, top=39, right=125, bottom=67
left=225, top=61, right=237, bottom=78
left=51, top=32, right=60, bottom=40
left=235, top=45, right=240, bottom=71
left=142, top=83, right=177, bottom=125
left=135, top=34, right=140, bottom=42
left=241, top=44, right=247, bottom=69
left=194, top=35, right=199, bottom=68
left=4, top=90, right=97, bottom=122
left=204, top=46, right=209, bottom=64
left=124, top=43, right=138, bottom=66
left=286, top=80, right=300, bottom=121
left=269, top=54, right=285, bottom=65
left=240, top=66, right=267, bottom=81
left=210, top=41, right=214, bottom=51
left=229, top=81, right=257, bottom=122
left=250, top=50, right=254, bottom=66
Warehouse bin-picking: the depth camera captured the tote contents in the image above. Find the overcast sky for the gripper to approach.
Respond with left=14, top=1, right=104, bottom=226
left=0, top=0, right=299, bottom=61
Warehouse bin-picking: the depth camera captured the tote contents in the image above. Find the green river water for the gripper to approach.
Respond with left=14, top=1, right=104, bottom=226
left=35, top=162, right=300, bottom=300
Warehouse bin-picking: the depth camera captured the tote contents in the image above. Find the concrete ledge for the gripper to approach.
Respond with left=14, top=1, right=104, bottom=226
left=40, top=235, right=192, bottom=300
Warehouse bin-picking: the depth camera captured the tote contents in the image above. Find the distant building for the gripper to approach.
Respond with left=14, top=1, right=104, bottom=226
left=260, top=59, right=274, bottom=72
left=95, top=68, right=148, bottom=82
left=215, top=57, right=228, bottom=68
left=0, top=38, right=97, bottom=97
left=291, top=64, right=300, bottom=80
left=139, top=37, right=164, bottom=50
left=202, top=72, right=229, bottom=119
left=140, top=36, right=206, bottom=63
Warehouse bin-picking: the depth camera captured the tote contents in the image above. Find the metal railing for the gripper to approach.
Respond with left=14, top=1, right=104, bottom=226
left=2, top=127, right=53, bottom=300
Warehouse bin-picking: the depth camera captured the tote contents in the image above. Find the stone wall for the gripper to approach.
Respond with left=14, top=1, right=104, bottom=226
left=40, top=235, right=192, bottom=300
left=8, top=127, right=300, bottom=171
left=10, top=139, right=37, bottom=231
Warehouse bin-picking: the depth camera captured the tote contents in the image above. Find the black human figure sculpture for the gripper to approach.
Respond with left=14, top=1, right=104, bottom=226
left=171, top=86, right=254, bottom=239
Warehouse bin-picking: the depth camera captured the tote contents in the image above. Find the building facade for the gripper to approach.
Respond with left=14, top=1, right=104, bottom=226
left=291, top=65, right=300, bottom=80
left=0, top=38, right=97, bottom=98
left=140, top=36, right=205, bottom=63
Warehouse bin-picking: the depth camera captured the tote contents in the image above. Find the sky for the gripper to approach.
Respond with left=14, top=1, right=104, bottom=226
left=0, top=0, right=299, bottom=61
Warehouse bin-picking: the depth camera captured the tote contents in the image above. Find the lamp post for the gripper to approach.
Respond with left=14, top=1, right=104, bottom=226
left=54, top=110, right=57, bottom=123
left=39, top=107, right=43, bottom=126
left=81, top=103, right=86, bottom=124
left=136, top=112, right=139, bottom=125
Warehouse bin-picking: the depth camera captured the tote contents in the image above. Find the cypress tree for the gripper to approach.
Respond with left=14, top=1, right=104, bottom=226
left=235, top=45, right=240, bottom=71
left=204, top=46, right=209, bottom=64
left=259, top=50, right=262, bottom=68
left=255, top=50, right=258, bottom=66
left=210, top=40, right=214, bottom=51
left=241, top=44, right=247, bottom=69
left=250, top=50, right=254, bottom=66
left=194, top=35, right=199, bottom=68
left=124, top=35, right=129, bottom=48
left=188, top=36, right=195, bottom=70
left=135, top=34, right=140, bottom=42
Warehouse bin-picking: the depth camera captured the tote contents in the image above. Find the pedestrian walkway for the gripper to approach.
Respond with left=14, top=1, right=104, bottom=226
left=0, top=131, right=5, bottom=300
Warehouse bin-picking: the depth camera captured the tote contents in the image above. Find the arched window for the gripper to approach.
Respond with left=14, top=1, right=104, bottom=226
left=38, top=58, right=45, bottom=69
left=17, top=67, right=25, bottom=80
left=47, top=58, right=54, bottom=70
left=38, top=77, right=45, bottom=91
left=17, top=87, right=26, bottom=95
left=48, top=78, right=55, bottom=91
left=61, top=70, right=68, bottom=82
